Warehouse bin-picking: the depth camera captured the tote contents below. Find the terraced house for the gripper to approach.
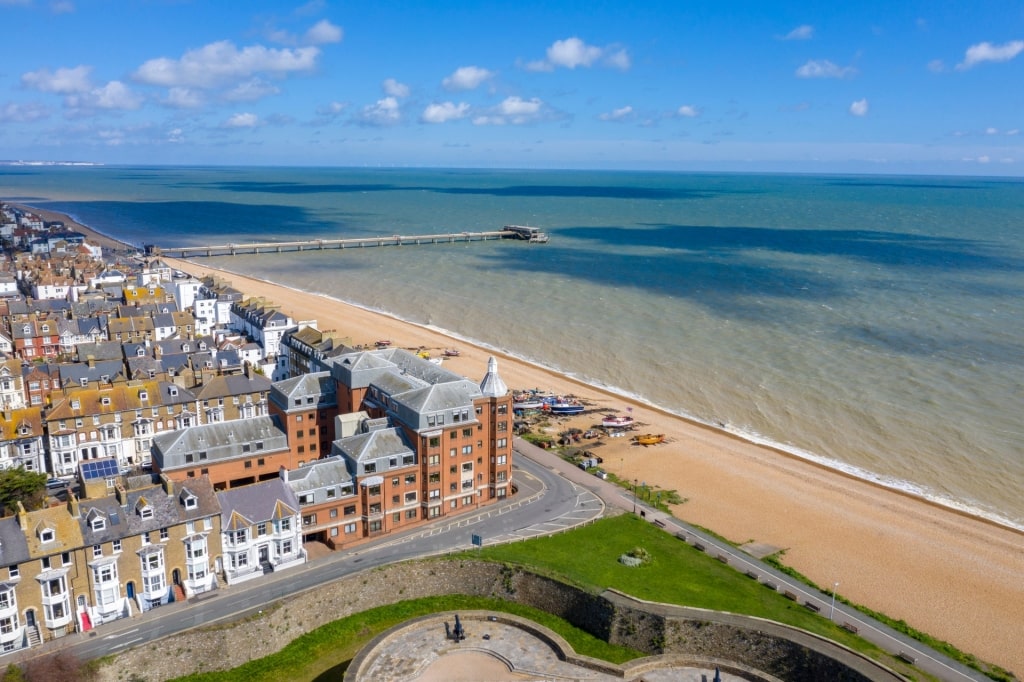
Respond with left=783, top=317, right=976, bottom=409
left=45, top=380, right=200, bottom=476
left=0, top=406, right=45, bottom=473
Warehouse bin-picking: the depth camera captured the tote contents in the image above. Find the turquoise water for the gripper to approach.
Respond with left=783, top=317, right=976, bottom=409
left=3, top=166, right=1022, bottom=528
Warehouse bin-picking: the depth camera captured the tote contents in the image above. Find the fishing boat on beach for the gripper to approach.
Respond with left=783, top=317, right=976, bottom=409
left=545, top=400, right=585, bottom=415
left=632, top=433, right=665, bottom=445
left=601, top=414, right=635, bottom=429
left=443, top=348, right=460, bottom=357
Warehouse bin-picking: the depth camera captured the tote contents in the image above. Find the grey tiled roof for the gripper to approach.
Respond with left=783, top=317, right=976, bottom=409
left=0, top=517, right=31, bottom=568
left=151, top=415, right=287, bottom=470
left=286, top=455, right=352, bottom=494
left=218, top=478, right=298, bottom=527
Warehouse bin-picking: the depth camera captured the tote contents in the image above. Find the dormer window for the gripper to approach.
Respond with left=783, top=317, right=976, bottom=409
left=169, top=387, right=178, bottom=397
left=80, top=378, right=88, bottom=387
left=101, top=396, right=111, bottom=406
left=136, top=347, right=145, bottom=357
left=91, top=517, right=106, bottom=531
left=22, top=325, right=30, bottom=334
left=136, top=498, right=153, bottom=519
left=71, top=399, right=81, bottom=410
left=182, top=344, right=190, bottom=353
left=181, top=491, right=198, bottom=510
left=139, top=390, right=148, bottom=401
left=39, top=528, right=55, bottom=543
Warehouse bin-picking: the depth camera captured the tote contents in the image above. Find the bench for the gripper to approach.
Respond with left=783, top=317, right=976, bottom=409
left=896, top=652, right=916, bottom=664
left=745, top=570, right=758, bottom=580
left=783, top=590, right=798, bottom=601
left=653, top=519, right=666, bottom=528
left=693, top=542, right=705, bottom=552
left=803, top=601, right=821, bottom=613
left=763, top=581, right=778, bottom=591
left=716, top=554, right=729, bottom=564
left=841, top=622, right=859, bottom=634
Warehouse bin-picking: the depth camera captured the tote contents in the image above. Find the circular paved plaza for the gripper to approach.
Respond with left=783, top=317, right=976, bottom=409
left=345, top=611, right=758, bottom=681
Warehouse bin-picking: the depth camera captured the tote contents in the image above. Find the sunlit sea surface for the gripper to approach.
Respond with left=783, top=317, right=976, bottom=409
left=3, top=166, right=1022, bottom=529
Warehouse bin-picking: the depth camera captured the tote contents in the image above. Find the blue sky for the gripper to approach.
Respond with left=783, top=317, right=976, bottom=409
left=1, top=0, right=1022, bottom=174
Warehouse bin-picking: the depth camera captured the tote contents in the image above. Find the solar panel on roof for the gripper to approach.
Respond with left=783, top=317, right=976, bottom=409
left=81, top=458, right=120, bottom=480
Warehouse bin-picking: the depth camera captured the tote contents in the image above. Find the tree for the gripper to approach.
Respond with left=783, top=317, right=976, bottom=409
left=0, top=468, right=48, bottom=515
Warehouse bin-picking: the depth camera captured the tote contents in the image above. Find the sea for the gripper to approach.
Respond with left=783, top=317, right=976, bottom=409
left=2, top=166, right=1022, bottom=530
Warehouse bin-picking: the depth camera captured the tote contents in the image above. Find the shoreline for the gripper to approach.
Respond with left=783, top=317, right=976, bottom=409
left=202, top=262, right=1023, bottom=536
left=10, top=201, right=1024, bottom=674
left=15, top=200, right=1019, bottom=530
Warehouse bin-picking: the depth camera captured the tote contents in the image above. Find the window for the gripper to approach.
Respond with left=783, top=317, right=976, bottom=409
left=299, top=493, right=314, bottom=505
left=406, top=509, right=418, bottom=520
left=326, top=487, right=336, bottom=499
left=279, top=517, right=291, bottom=532
left=8, top=566, right=18, bottom=580
left=160, top=527, right=169, bottom=541
left=227, top=529, right=247, bottom=546
left=462, top=428, right=473, bottom=438
left=257, top=522, right=267, bottom=536
left=429, top=472, right=440, bottom=483
left=113, top=539, right=122, bottom=552
left=462, top=445, right=473, bottom=455
left=329, top=508, right=338, bottom=518
left=462, top=462, right=473, bottom=472
left=428, top=454, right=440, bottom=466
left=404, top=491, right=417, bottom=503
left=391, top=495, right=400, bottom=504
left=40, top=529, right=54, bottom=543
left=93, top=544, right=102, bottom=558
left=428, top=436, right=440, bottom=448
left=344, top=505, right=356, bottom=516
left=404, top=474, right=416, bottom=484
left=244, top=460, right=252, bottom=469
left=344, top=523, right=356, bottom=534
left=367, top=484, right=381, bottom=496
left=369, top=520, right=382, bottom=532
left=91, top=517, right=106, bottom=531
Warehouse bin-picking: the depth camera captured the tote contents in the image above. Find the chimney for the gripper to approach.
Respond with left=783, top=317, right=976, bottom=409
left=15, top=501, right=28, bottom=529
left=161, top=474, right=174, bottom=497
left=279, top=466, right=289, bottom=484
left=67, top=494, right=81, bottom=519
left=115, top=484, right=128, bottom=506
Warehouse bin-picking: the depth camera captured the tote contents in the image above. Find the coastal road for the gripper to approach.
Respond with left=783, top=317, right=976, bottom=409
left=10, top=452, right=599, bottom=667
left=515, top=439, right=991, bottom=682
left=15, top=441, right=986, bottom=682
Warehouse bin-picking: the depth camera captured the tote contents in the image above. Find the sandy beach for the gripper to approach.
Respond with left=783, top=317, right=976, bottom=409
left=20, top=205, right=1024, bottom=675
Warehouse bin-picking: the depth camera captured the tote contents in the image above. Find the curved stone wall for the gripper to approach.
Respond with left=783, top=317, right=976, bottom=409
left=96, top=560, right=902, bottom=682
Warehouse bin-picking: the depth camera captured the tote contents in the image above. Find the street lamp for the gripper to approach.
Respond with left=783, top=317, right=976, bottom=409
left=633, top=479, right=638, bottom=514
left=829, top=581, right=840, bottom=621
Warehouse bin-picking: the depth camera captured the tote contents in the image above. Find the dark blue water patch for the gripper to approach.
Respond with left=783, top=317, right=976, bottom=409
left=475, top=243, right=844, bottom=321
left=34, top=200, right=356, bottom=247
left=171, top=180, right=748, bottom=201
left=837, top=323, right=1024, bottom=365
left=825, top=180, right=988, bottom=190
left=563, top=224, right=1022, bottom=272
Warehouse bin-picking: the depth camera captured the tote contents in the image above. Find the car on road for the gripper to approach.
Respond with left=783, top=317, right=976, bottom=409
left=46, top=478, right=69, bottom=491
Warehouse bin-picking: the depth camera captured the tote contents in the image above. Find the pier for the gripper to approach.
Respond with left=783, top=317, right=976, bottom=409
left=146, top=225, right=547, bottom=258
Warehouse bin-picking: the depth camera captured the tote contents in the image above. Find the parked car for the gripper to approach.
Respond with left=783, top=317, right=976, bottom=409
left=46, top=478, right=68, bottom=491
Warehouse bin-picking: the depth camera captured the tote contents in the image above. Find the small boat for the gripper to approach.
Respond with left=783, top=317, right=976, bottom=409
left=443, top=348, right=461, bottom=357
left=601, top=414, right=635, bottom=429
left=632, top=433, right=665, bottom=446
left=375, top=339, right=392, bottom=347
left=513, top=399, right=546, bottom=410
left=546, top=401, right=585, bottom=415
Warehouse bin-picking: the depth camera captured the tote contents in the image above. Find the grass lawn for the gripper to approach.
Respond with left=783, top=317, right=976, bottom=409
left=169, top=595, right=640, bottom=682
left=472, top=514, right=886, bottom=657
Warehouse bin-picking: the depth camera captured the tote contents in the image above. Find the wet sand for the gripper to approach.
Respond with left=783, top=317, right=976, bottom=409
left=17, top=204, right=1024, bottom=675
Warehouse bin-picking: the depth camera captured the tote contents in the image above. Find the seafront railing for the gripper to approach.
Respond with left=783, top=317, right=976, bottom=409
left=147, top=226, right=548, bottom=258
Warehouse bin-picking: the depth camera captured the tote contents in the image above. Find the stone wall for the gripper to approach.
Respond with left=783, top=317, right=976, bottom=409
left=95, top=560, right=898, bottom=682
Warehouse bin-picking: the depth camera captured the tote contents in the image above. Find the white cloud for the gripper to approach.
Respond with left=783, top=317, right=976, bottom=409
left=134, top=40, right=320, bottom=89
left=304, top=19, right=343, bottom=45
left=599, top=105, right=633, bottom=121
left=51, top=1, right=75, bottom=14
left=224, top=78, right=280, bottom=102
left=782, top=25, right=814, bottom=40
left=21, top=65, right=92, bottom=94
left=164, top=87, right=204, bottom=108
left=88, top=81, right=143, bottom=110
left=527, top=37, right=630, bottom=72
left=956, top=40, right=1024, bottom=70
left=224, top=112, right=259, bottom=128
left=167, top=127, right=184, bottom=143
left=473, top=96, right=544, bottom=125
left=421, top=101, right=470, bottom=123
left=927, top=59, right=946, bottom=73
left=604, top=48, right=631, bottom=70
left=382, top=78, right=410, bottom=98
left=0, top=101, right=49, bottom=123
left=985, top=127, right=999, bottom=135
left=442, top=66, right=494, bottom=91
left=356, top=96, right=401, bottom=126
left=1007, top=129, right=1020, bottom=136
left=849, top=98, right=869, bottom=116
left=317, top=101, right=347, bottom=116
left=677, top=104, right=700, bottom=118
left=796, top=60, right=856, bottom=79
